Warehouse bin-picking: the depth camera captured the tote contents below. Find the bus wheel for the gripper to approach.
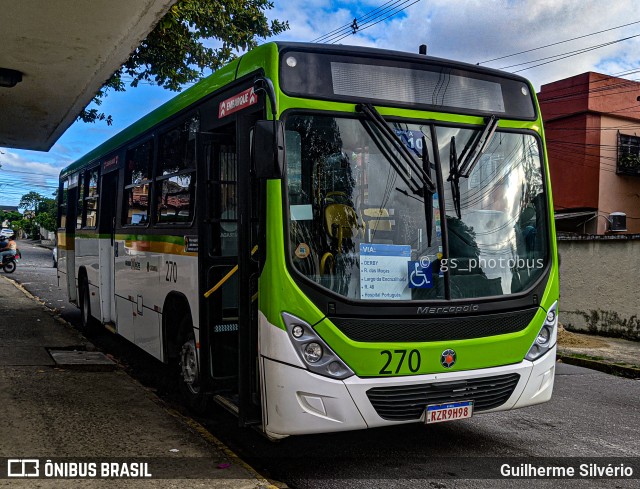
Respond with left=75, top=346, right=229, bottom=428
left=79, top=276, right=96, bottom=333
left=80, top=276, right=91, bottom=331
left=177, top=318, right=208, bottom=412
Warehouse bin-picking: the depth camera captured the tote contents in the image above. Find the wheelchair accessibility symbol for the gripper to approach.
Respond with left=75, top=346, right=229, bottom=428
left=408, top=259, right=433, bottom=289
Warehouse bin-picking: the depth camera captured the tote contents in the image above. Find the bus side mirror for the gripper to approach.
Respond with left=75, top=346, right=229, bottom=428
left=253, top=120, right=284, bottom=179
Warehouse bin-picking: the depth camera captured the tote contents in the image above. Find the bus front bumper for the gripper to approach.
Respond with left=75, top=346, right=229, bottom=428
left=261, top=345, right=556, bottom=438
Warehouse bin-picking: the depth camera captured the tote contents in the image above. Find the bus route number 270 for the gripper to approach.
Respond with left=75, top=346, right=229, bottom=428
left=165, top=260, right=178, bottom=283
left=379, top=349, right=421, bottom=374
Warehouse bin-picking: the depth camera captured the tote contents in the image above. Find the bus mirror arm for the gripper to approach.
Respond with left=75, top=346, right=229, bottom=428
left=253, top=77, right=283, bottom=179
left=253, top=77, right=277, bottom=120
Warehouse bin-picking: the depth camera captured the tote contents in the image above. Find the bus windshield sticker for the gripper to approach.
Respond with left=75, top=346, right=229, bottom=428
left=408, top=258, right=433, bottom=289
left=295, top=243, right=310, bottom=259
left=359, top=244, right=411, bottom=300
left=218, top=87, right=258, bottom=118
left=290, top=204, right=312, bottom=221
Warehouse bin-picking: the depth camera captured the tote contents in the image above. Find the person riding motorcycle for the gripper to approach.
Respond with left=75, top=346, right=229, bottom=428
left=0, top=234, right=17, bottom=260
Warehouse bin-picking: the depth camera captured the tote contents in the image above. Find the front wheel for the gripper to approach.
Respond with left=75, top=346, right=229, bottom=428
left=3, top=260, right=16, bottom=274
left=177, top=317, right=208, bottom=413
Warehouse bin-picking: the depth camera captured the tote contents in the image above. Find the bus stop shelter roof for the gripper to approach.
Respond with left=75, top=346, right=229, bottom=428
left=0, top=0, right=177, bottom=151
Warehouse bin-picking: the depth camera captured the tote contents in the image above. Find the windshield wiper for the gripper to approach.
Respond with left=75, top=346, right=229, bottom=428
left=357, top=104, right=436, bottom=197
left=447, top=115, right=499, bottom=218
left=356, top=104, right=436, bottom=246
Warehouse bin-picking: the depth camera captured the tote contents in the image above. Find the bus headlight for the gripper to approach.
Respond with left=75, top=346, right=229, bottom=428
left=282, top=313, right=354, bottom=380
left=303, top=342, right=323, bottom=363
left=526, top=302, right=558, bottom=361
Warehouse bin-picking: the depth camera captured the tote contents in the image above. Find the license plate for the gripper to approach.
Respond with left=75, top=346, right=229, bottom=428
left=425, top=401, right=473, bottom=424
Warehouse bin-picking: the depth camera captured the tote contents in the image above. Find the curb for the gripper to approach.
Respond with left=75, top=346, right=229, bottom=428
left=2, top=275, right=286, bottom=488
left=557, top=353, right=640, bottom=379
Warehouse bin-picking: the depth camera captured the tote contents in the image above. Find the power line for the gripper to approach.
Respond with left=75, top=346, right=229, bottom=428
left=507, top=34, right=640, bottom=73
left=311, top=0, right=401, bottom=43
left=330, top=0, right=422, bottom=44
left=0, top=167, right=62, bottom=177
left=312, top=0, right=421, bottom=45
left=478, top=19, right=640, bottom=65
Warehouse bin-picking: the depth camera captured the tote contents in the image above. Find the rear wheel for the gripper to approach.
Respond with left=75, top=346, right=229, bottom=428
left=176, top=316, right=208, bottom=413
left=3, top=259, right=16, bottom=274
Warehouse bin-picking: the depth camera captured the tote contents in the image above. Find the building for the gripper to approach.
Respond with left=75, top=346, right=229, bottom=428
left=538, top=72, right=640, bottom=234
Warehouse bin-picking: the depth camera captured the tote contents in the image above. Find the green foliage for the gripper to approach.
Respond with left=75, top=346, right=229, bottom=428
left=17, top=191, right=57, bottom=234
left=0, top=210, right=22, bottom=224
left=36, top=211, right=57, bottom=233
left=18, top=191, right=46, bottom=211
left=78, top=0, right=288, bottom=125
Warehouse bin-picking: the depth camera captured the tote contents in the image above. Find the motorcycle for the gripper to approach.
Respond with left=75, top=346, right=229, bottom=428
left=1, top=249, right=20, bottom=274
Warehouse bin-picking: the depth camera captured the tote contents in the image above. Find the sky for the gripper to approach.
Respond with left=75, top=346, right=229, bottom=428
left=2, top=0, right=640, bottom=207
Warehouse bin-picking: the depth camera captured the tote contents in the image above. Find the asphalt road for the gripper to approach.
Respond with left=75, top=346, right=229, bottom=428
left=6, top=241, right=640, bottom=488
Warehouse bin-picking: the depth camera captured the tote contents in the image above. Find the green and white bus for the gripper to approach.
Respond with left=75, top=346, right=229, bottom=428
left=57, top=42, right=558, bottom=438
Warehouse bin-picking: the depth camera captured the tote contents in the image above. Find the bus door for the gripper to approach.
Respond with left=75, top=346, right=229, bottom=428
left=98, top=167, right=119, bottom=323
left=63, top=178, right=78, bottom=303
left=198, top=92, right=263, bottom=427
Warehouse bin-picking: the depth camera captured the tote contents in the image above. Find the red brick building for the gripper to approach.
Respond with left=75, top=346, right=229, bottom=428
left=538, top=72, right=640, bottom=234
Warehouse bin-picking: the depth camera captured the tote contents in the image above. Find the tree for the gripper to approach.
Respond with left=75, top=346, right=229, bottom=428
left=18, top=191, right=45, bottom=213
left=78, top=0, right=288, bottom=124
left=18, top=191, right=57, bottom=235
left=0, top=210, right=21, bottom=225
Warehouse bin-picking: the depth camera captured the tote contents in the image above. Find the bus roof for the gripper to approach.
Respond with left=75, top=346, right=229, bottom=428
left=61, top=41, right=533, bottom=179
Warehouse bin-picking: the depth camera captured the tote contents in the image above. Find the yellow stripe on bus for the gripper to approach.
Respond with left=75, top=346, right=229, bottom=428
left=122, top=240, right=196, bottom=256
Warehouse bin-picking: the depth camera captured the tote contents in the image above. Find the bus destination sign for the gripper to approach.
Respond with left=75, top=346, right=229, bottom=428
left=218, top=88, right=258, bottom=118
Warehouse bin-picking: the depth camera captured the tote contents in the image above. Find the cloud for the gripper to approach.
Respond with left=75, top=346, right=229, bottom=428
left=270, top=0, right=640, bottom=89
left=0, top=150, right=65, bottom=177
left=5, top=0, right=640, bottom=205
left=0, top=149, right=64, bottom=203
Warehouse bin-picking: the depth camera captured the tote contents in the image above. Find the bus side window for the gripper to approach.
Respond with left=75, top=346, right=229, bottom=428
left=58, top=180, right=68, bottom=229
left=76, top=173, right=84, bottom=229
left=155, top=115, right=198, bottom=225
left=84, top=168, right=99, bottom=228
left=123, top=140, right=153, bottom=226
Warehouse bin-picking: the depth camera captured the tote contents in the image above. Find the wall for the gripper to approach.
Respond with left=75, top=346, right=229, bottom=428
left=558, top=236, right=640, bottom=340
left=597, top=114, right=640, bottom=234
left=544, top=113, right=600, bottom=210
left=538, top=73, right=590, bottom=121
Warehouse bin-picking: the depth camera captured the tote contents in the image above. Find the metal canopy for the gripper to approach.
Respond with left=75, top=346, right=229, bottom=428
left=0, top=0, right=176, bottom=151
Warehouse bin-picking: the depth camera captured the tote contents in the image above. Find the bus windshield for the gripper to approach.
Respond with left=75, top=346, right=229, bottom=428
left=285, top=114, right=548, bottom=301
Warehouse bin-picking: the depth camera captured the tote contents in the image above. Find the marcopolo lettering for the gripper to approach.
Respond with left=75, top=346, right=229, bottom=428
left=417, top=305, right=480, bottom=315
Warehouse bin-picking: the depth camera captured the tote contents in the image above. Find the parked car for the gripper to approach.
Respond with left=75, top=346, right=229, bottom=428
left=0, top=228, right=14, bottom=238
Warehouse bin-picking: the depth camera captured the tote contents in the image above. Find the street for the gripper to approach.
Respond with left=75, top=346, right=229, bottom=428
left=6, top=242, right=640, bottom=488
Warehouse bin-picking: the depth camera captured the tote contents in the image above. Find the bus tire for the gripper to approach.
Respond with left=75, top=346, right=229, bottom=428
left=176, top=317, right=208, bottom=413
left=79, top=275, right=97, bottom=334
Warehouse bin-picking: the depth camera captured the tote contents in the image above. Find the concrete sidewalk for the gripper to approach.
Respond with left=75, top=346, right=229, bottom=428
left=0, top=276, right=277, bottom=488
left=557, top=326, right=640, bottom=379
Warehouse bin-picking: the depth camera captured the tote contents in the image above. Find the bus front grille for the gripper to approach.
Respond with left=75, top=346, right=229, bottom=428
left=366, top=373, right=520, bottom=421
left=330, top=308, right=538, bottom=342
